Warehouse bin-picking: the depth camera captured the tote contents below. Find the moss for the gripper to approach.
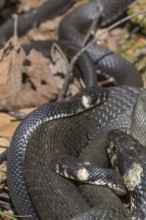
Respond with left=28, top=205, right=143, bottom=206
left=119, top=35, right=146, bottom=77
left=128, top=0, right=146, bottom=32
left=118, top=0, right=146, bottom=81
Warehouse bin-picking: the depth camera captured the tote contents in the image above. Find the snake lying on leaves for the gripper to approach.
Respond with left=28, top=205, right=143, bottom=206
left=5, top=0, right=146, bottom=220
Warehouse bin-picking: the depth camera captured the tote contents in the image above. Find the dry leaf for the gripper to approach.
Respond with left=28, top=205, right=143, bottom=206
left=0, top=37, right=58, bottom=108
left=0, top=137, right=10, bottom=148
left=17, top=49, right=58, bottom=107
left=0, top=122, right=19, bottom=138
left=0, top=37, right=27, bottom=107
left=49, top=43, right=69, bottom=75
left=0, top=108, right=33, bottom=146
left=0, top=164, right=6, bottom=186
left=18, top=0, right=47, bottom=12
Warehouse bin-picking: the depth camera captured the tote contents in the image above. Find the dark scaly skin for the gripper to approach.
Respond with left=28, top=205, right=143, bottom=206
left=22, top=86, right=140, bottom=220
left=72, top=204, right=129, bottom=220
left=7, top=87, right=109, bottom=220
left=129, top=90, right=146, bottom=146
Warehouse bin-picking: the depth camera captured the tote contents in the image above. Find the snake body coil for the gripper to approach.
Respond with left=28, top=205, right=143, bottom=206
left=8, top=86, right=141, bottom=219
left=7, top=88, right=108, bottom=219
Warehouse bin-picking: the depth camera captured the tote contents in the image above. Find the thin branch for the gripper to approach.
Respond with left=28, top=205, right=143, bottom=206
left=12, top=14, right=18, bottom=48
left=58, top=1, right=103, bottom=101
left=82, top=0, right=103, bottom=47
left=0, top=211, right=18, bottom=220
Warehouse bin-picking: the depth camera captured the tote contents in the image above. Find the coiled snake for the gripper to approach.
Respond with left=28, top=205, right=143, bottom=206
left=8, top=86, right=144, bottom=220
left=6, top=0, right=146, bottom=220
left=52, top=90, right=146, bottom=219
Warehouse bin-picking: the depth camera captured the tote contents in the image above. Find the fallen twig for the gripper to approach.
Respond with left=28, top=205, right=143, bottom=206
left=58, top=1, right=103, bottom=101
left=82, top=0, right=103, bottom=47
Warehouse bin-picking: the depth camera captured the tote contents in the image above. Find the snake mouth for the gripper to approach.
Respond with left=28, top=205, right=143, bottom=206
left=110, top=154, right=119, bottom=172
left=107, top=149, right=117, bottom=168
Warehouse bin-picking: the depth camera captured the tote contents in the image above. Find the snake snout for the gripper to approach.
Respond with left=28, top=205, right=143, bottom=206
left=51, top=155, right=91, bottom=181
left=96, top=88, right=110, bottom=104
left=80, top=88, right=109, bottom=110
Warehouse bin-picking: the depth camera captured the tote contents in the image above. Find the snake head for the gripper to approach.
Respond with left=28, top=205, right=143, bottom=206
left=50, top=155, right=91, bottom=181
left=106, top=129, right=144, bottom=192
left=79, top=87, right=110, bottom=109
left=68, top=87, right=109, bottom=116
left=106, top=129, right=142, bottom=173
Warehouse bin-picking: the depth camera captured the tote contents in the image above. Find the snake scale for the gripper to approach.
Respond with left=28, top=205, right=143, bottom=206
left=5, top=0, right=146, bottom=220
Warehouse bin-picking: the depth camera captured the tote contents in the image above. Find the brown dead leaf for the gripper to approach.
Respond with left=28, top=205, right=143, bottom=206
left=0, top=37, right=26, bottom=107
left=0, top=113, right=14, bottom=124
left=18, top=49, right=58, bottom=107
left=0, top=37, right=58, bottom=108
left=0, top=122, right=19, bottom=138
left=0, top=164, right=6, bottom=186
left=0, top=108, right=33, bottom=146
left=21, top=16, right=62, bottom=42
left=0, top=137, right=9, bottom=148
left=49, top=43, right=69, bottom=75
left=18, top=0, right=47, bottom=13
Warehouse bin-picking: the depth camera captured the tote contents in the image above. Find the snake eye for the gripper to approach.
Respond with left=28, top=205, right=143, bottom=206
left=112, top=145, right=119, bottom=153
left=59, top=163, right=66, bottom=173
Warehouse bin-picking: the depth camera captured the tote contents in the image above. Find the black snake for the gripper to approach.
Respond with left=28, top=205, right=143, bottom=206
left=5, top=0, right=146, bottom=219
left=52, top=90, right=146, bottom=219
left=8, top=86, right=144, bottom=220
